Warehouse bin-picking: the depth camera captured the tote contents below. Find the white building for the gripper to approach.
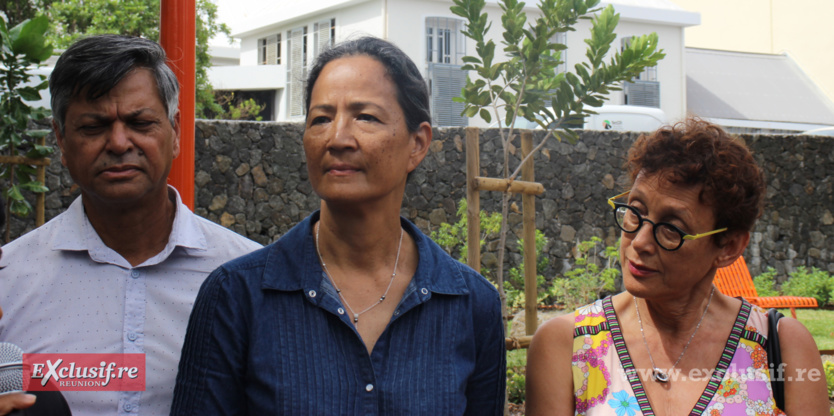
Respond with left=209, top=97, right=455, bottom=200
left=209, top=0, right=699, bottom=125
left=686, top=48, right=834, bottom=134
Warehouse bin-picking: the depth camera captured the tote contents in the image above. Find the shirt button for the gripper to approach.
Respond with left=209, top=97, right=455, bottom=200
left=420, top=288, right=429, bottom=295
left=127, top=332, right=137, bottom=342
left=365, top=383, right=374, bottom=392
left=308, top=290, right=316, bottom=298
left=394, top=309, right=400, bottom=316
left=130, top=270, right=140, bottom=278
left=337, top=308, right=345, bottom=315
left=123, top=403, right=134, bottom=412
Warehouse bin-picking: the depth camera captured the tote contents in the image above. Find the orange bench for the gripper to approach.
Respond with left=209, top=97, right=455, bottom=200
left=714, top=256, right=818, bottom=318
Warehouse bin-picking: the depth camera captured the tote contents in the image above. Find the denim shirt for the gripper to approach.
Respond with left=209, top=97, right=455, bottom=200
left=171, top=212, right=506, bottom=415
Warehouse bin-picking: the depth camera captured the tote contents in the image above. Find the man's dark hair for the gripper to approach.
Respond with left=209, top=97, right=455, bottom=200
left=49, top=34, right=180, bottom=134
left=304, top=36, right=431, bottom=132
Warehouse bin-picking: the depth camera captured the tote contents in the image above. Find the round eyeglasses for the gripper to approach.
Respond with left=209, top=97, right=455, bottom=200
left=607, top=191, right=727, bottom=251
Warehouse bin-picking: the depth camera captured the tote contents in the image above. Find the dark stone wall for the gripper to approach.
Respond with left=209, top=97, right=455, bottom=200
left=6, top=120, right=834, bottom=281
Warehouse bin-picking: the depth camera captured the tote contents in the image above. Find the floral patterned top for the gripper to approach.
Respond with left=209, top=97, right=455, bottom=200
left=571, top=296, right=786, bottom=416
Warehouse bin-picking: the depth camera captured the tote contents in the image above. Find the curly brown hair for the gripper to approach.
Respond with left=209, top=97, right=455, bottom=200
left=626, top=118, right=765, bottom=242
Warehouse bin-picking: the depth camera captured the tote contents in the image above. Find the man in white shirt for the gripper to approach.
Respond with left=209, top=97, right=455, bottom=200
left=0, top=35, right=262, bottom=415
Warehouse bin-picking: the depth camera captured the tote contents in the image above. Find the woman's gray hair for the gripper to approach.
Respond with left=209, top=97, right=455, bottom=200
left=49, top=34, right=180, bottom=134
left=304, top=36, right=431, bottom=132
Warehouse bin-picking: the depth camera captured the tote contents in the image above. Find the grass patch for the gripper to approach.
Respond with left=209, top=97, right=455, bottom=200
left=508, top=349, right=527, bottom=369
left=780, top=308, right=834, bottom=350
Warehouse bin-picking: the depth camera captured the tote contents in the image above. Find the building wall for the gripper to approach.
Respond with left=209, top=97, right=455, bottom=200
left=388, top=1, right=689, bottom=127
left=8, top=121, right=834, bottom=282
left=670, top=0, right=834, bottom=106
left=222, top=0, right=691, bottom=124
left=226, top=1, right=384, bottom=121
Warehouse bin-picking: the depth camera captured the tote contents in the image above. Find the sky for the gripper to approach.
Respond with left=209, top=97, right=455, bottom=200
left=212, top=0, right=271, bottom=46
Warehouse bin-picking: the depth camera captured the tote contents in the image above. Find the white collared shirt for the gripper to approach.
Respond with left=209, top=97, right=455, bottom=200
left=0, top=187, right=262, bottom=416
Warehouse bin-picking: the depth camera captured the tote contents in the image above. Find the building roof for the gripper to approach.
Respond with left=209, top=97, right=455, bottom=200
left=230, top=0, right=699, bottom=39
left=686, top=48, right=834, bottom=125
left=602, top=0, right=699, bottom=26
left=232, top=0, right=369, bottom=38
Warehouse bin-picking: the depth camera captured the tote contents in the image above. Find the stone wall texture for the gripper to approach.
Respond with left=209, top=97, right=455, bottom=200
left=7, top=120, right=834, bottom=282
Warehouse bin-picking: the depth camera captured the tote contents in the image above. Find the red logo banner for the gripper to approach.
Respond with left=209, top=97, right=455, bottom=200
left=23, top=354, right=145, bottom=391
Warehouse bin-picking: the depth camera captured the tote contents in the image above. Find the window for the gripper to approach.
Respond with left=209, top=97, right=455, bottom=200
left=258, top=34, right=281, bottom=65
left=425, top=17, right=467, bottom=126
left=426, top=17, right=465, bottom=65
left=314, top=18, right=335, bottom=56
left=621, top=37, right=660, bottom=107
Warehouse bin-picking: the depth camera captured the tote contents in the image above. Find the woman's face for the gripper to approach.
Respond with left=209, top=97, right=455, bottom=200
left=303, top=55, right=430, bottom=208
left=619, top=172, right=728, bottom=299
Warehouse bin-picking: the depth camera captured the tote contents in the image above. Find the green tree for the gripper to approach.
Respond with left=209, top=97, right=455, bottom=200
left=44, top=0, right=231, bottom=118
left=0, top=15, right=53, bottom=241
left=0, top=0, right=55, bottom=28
left=451, top=0, right=665, bottom=328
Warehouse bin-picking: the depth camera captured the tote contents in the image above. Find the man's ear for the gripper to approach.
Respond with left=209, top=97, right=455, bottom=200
left=53, top=119, right=68, bottom=167
left=714, top=231, right=750, bottom=269
left=407, top=121, right=432, bottom=173
left=171, top=110, right=181, bottom=159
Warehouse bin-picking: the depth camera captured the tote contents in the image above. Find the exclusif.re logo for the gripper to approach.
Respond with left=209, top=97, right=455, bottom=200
left=23, top=353, right=145, bottom=391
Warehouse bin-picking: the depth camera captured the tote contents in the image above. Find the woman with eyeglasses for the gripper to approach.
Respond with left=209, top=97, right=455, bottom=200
left=526, top=119, right=828, bottom=415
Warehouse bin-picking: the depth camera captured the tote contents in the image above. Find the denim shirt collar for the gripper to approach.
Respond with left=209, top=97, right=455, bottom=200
left=261, top=211, right=469, bottom=298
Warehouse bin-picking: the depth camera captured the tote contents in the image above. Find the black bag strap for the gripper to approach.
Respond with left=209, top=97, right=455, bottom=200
left=765, top=308, right=785, bottom=411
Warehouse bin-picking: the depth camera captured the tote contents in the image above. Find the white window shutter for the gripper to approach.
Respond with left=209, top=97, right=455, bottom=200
left=430, top=63, right=468, bottom=126
left=288, top=27, right=305, bottom=117
left=315, top=19, right=331, bottom=56
left=265, top=35, right=278, bottom=65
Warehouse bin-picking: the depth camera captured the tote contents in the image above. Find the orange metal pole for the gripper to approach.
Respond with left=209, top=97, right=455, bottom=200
left=160, top=0, right=196, bottom=210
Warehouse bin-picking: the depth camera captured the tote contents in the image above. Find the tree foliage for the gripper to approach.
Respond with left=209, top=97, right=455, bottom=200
left=42, top=0, right=231, bottom=118
left=0, top=15, right=53, bottom=240
left=450, top=0, right=665, bottom=326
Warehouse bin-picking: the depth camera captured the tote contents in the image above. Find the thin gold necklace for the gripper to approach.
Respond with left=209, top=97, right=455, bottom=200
left=633, top=286, right=715, bottom=383
left=315, top=221, right=404, bottom=324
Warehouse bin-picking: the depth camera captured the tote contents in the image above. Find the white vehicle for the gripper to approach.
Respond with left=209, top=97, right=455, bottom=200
left=799, top=126, right=834, bottom=137
left=492, top=104, right=668, bottom=132
left=583, top=105, right=667, bottom=132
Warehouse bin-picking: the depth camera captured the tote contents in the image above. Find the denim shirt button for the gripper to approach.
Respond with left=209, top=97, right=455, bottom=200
left=130, top=270, right=140, bottom=279
left=420, top=288, right=429, bottom=295
left=337, top=308, right=345, bottom=315
left=308, top=290, right=316, bottom=298
left=123, top=403, right=134, bottom=412
left=365, top=383, right=374, bottom=392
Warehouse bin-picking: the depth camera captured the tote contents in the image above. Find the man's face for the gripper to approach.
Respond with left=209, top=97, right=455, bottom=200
left=56, top=68, right=180, bottom=207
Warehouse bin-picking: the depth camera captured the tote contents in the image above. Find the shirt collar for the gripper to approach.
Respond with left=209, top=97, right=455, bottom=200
left=50, top=186, right=209, bottom=267
left=262, top=211, right=469, bottom=296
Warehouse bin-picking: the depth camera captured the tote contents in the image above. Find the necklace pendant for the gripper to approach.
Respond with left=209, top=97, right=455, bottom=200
left=353, top=314, right=359, bottom=323
left=652, top=368, right=670, bottom=383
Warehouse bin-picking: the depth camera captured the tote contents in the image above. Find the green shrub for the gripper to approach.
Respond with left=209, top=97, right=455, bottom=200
left=507, top=367, right=526, bottom=404
left=431, top=198, right=501, bottom=277
left=752, top=267, right=780, bottom=297
left=781, top=267, right=834, bottom=306
left=432, top=199, right=551, bottom=312
left=825, top=360, right=834, bottom=398
left=507, top=230, right=549, bottom=310
left=550, top=237, right=620, bottom=310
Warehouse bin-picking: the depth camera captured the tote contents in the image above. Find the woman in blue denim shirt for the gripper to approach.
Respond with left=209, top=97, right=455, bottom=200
left=170, top=37, right=506, bottom=415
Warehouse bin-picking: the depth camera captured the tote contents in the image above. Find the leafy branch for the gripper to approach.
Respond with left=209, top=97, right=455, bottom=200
left=451, top=0, right=665, bottom=326
left=0, top=15, right=53, bottom=241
